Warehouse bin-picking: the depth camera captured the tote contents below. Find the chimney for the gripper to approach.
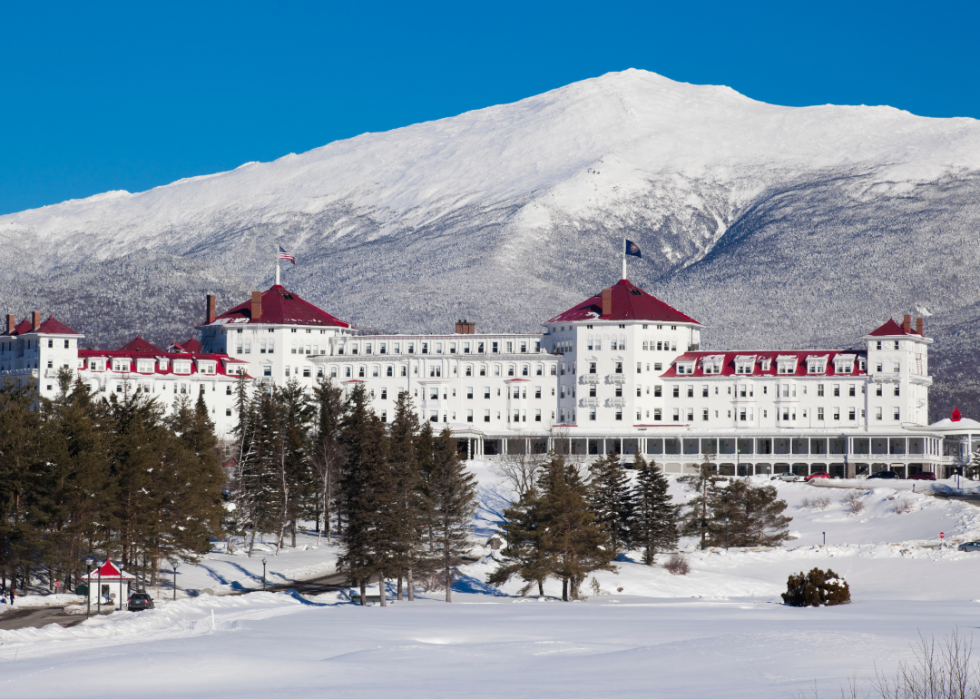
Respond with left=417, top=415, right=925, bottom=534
left=601, top=287, right=613, bottom=317
left=455, top=319, right=475, bottom=334
left=206, top=294, right=216, bottom=324
left=902, top=314, right=911, bottom=333
left=251, top=291, right=262, bottom=320
left=5, top=314, right=13, bottom=334
left=31, top=311, right=40, bottom=330
left=916, top=317, right=924, bottom=336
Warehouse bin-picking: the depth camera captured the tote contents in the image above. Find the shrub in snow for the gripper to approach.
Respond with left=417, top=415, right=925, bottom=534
left=664, top=554, right=691, bottom=576
left=841, top=491, right=865, bottom=514
left=782, top=568, right=850, bottom=607
left=800, top=496, right=830, bottom=510
left=894, top=499, right=914, bottom=514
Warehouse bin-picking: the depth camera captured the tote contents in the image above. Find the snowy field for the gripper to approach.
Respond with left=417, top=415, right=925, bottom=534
left=4, top=466, right=980, bottom=698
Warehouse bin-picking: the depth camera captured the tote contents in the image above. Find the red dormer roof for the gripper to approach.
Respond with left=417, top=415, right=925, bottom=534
left=117, top=335, right=163, bottom=353
left=867, top=318, right=920, bottom=337
left=204, top=285, right=351, bottom=328
left=546, top=279, right=701, bottom=325
left=183, top=337, right=202, bottom=352
left=660, top=349, right=867, bottom=379
left=3, top=318, right=34, bottom=337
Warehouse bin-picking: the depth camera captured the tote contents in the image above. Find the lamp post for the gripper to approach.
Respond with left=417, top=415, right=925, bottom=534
left=97, top=559, right=102, bottom=615
left=170, top=559, right=179, bottom=601
left=85, top=558, right=93, bottom=618
left=262, top=558, right=267, bottom=591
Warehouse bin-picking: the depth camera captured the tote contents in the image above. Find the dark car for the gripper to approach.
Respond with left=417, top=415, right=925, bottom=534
left=911, top=472, right=937, bottom=481
left=805, top=472, right=830, bottom=482
left=127, top=591, right=155, bottom=611
left=868, top=471, right=899, bottom=480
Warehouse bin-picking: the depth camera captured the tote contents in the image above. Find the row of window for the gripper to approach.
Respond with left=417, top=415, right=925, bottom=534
left=81, top=358, right=214, bottom=375
left=0, top=338, right=72, bottom=352
left=581, top=405, right=902, bottom=422
left=336, top=339, right=541, bottom=356
left=327, top=362, right=556, bottom=379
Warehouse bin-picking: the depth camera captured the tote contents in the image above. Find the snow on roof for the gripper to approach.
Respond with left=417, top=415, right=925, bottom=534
left=78, top=349, right=251, bottom=379
left=661, top=349, right=867, bottom=379
left=545, top=279, right=701, bottom=325
left=206, top=285, right=351, bottom=328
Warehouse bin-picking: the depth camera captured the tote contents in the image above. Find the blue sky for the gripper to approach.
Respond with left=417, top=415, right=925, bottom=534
left=1, top=1, right=976, bottom=215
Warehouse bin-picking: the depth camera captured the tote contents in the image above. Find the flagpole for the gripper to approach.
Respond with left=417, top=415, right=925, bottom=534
left=622, top=237, right=627, bottom=280
left=275, top=244, right=280, bottom=286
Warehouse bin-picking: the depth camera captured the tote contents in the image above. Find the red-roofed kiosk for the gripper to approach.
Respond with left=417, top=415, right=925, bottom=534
left=79, top=558, right=137, bottom=612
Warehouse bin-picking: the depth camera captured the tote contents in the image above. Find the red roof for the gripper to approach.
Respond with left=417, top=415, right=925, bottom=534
left=79, top=349, right=250, bottom=379
left=183, top=338, right=202, bottom=352
left=661, top=350, right=866, bottom=379
left=205, top=285, right=351, bottom=328
left=546, top=279, right=701, bottom=325
left=81, top=558, right=135, bottom=581
left=867, top=318, right=920, bottom=337
left=33, top=316, right=81, bottom=335
left=1, top=318, right=34, bottom=337
left=117, top=335, right=163, bottom=353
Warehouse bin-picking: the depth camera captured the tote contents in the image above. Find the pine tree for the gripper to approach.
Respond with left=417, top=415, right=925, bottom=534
left=537, top=454, right=616, bottom=601
left=486, top=486, right=549, bottom=596
left=631, top=454, right=678, bottom=565
left=711, top=479, right=791, bottom=548
left=387, top=391, right=421, bottom=600
left=273, top=379, right=315, bottom=550
left=587, top=452, right=633, bottom=553
left=311, top=376, right=344, bottom=541
left=679, top=453, right=726, bottom=550
left=427, top=428, right=477, bottom=603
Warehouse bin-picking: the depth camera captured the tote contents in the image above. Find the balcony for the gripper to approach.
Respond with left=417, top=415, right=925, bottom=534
left=581, top=374, right=599, bottom=385
left=871, top=372, right=901, bottom=383
left=607, top=374, right=626, bottom=384
left=607, top=397, right=627, bottom=407
left=580, top=397, right=599, bottom=407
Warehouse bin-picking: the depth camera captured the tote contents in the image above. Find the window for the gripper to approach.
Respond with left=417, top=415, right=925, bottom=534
left=833, top=384, right=840, bottom=397
left=687, top=385, right=694, bottom=398
left=637, top=362, right=642, bottom=374
left=686, top=409, right=694, bottom=421
left=654, top=385, right=662, bottom=397
left=894, top=341, right=900, bottom=350
left=535, top=386, right=542, bottom=399
left=615, top=362, right=623, bottom=374
left=849, top=408, right=856, bottom=420
left=589, top=408, right=597, bottom=421
left=702, top=385, right=709, bottom=398
left=589, top=362, right=597, bottom=374
left=817, top=384, right=824, bottom=397
left=467, top=410, right=473, bottom=423
left=894, top=407, right=901, bottom=421
left=535, top=409, right=541, bottom=422
left=876, top=384, right=883, bottom=396
left=226, top=385, right=233, bottom=396
left=637, top=386, right=642, bottom=398
left=833, top=407, right=840, bottom=421
left=465, top=365, right=472, bottom=377
left=484, top=387, right=490, bottom=399
left=654, top=408, right=662, bottom=421
left=522, top=365, right=529, bottom=376
left=894, top=385, right=900, bottom=397
left=672, top=409, right=680, bottom=421
left=876, top=407, right=883, bottom=420
left=702, top=408, right=709, bottom=421
left=381, top=388, right=388, bottom=400
left=615, top=409, right=623, bottom=421
left=430, top=411, right=439, bottom=423
left=484, top=409, right=490, bottom=422
left=849, top=384, right=856, bottom=397
left=263, top=366, right=272, bottom=377
left=672, top=386, right=679, bottom=398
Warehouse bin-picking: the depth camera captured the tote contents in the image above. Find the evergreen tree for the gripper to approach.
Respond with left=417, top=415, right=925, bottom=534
left=679, top=453, right=726, bottom=550
left=486, top=486, right=549, bottom=596
left=387, top=391, right=421, bottom=600
left=711, top=479, right=791, bottom=548
left=273, top=380, right=315, bottom=550
left=427, top=428, right=477, bottom=603
left=631, top=454, right=678, bottom=565
left=587, top=452, right=633, bottom=553
left=311, top=376, right=344, bottom=541
left=537, top=453, right=616, bottom=601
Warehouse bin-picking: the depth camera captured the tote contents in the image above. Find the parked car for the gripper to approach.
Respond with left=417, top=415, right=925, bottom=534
left=958, top=541, right=980, bottom=552
left=127, top=591, right=154, bottom=611
left=911, top=472, right=937, bottom=481
left=804, top=472, right=830, bottom=482
left=868, top=471, right=899, bottom=480
left=772, top=473, right=801, bottom=482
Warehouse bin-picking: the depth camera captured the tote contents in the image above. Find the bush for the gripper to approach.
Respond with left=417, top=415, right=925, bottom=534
left=664, top=553, right=691, bottom=576
left=842, top=491, right=865, bottom=514
left=782, top=568, right=850, bottom=607
left=894, top=499, right=914, bottom=514
left=801, top=496, right=831, bottom=510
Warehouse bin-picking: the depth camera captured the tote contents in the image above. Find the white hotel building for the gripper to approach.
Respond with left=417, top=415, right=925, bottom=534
left=4, top=279, right=977, bottom=477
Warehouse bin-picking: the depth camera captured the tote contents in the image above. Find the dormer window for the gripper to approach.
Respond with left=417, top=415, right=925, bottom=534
left=173, top=360, right=191, bottom=375
left=807, top=355, right=828, bottom=375
left=834, top=354, right=856, bottom=374
left=198, top=360, right=216, bottom=375
left=760, top=357, right=772, bottom=371
left=735, top=355, right=756, bottom=375
left=112, top=359, right=130, bottom=372
left=702, top=355, right=724, bottom=375
left=776, top=355, right=798, bottom=375
left=136, top=359, right=154, bottom=374
left=676, top=361, right=696, bottom=375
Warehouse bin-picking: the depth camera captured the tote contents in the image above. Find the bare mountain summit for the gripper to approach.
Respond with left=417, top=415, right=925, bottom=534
left=2, top=69, right=978, bottom=420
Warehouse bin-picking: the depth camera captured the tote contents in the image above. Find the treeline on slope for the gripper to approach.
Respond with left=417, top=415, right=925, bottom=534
left=229, top=378, right=477, bottom=603
left=0, top=370, right=226, bottom=597
left=488, top=452, right=791, bottom=601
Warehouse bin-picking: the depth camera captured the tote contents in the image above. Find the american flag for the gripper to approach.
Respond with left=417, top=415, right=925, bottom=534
left=278, top=245, right=295, bottom=264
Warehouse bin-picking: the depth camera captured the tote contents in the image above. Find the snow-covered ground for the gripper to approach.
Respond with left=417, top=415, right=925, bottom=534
left=4, top=466, right=980, bottom=698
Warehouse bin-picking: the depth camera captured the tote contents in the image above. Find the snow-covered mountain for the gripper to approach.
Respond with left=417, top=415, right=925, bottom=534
left=2, top=69, right=979, bottom=420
